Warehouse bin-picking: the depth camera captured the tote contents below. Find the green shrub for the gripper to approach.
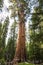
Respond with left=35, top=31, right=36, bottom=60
left=0, top=58, right=5, bottom=65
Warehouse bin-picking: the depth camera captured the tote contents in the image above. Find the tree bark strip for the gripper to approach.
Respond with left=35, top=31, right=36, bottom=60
left=13, top=4, right=26, bottom=63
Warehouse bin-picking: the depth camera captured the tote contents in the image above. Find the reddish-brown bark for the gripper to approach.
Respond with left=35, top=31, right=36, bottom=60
left=13, top=6, right=26, bottom=63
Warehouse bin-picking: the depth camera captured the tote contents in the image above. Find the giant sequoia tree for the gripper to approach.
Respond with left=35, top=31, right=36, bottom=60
left=14, top=1, right=28, bottom=62
left=9, top=0, right=30, bottom=63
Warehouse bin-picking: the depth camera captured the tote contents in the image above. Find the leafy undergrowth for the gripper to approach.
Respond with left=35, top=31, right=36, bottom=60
left=18, top=62, right=43, bottom=65
left=18, top=62, right=35, bottom=65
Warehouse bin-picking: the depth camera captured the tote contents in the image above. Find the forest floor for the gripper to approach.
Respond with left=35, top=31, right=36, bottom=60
left=18, top=62, right=43, bottom=65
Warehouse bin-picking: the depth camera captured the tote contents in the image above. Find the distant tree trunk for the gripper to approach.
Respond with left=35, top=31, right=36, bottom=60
left=13, top=4, right=26, bottom=63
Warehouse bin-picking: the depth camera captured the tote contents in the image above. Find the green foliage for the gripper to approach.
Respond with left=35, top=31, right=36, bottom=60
left=4, top=37, right=15, bottom=62
left=0, top=0, right=3, bottom=5
left=29, top=0, right=43, bottom=63
left=29, top=43, right=40, bottom=61
left=18, top=62, right=34, bottom=65
left=9, top=0, right=30, bottom=18
left=0, top=0, right=3, bottom=11
left=2, top=17, right=9, bottom=48
left=0, top=22, right=3, bottom=59
left=0, top=17, right=9, bottom=60
left=4, top=21, right=16, bottom=62
left=38, top=0, right=43, bottom=6
left=0, top=22, right=2, bottom=46
left=0, top=58, right=5, bottom=65
left=26, top=42, right=29, bottom=60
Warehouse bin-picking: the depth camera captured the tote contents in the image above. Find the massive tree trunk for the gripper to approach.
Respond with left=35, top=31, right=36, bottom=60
left=13, top=5, right=26, bottom=63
